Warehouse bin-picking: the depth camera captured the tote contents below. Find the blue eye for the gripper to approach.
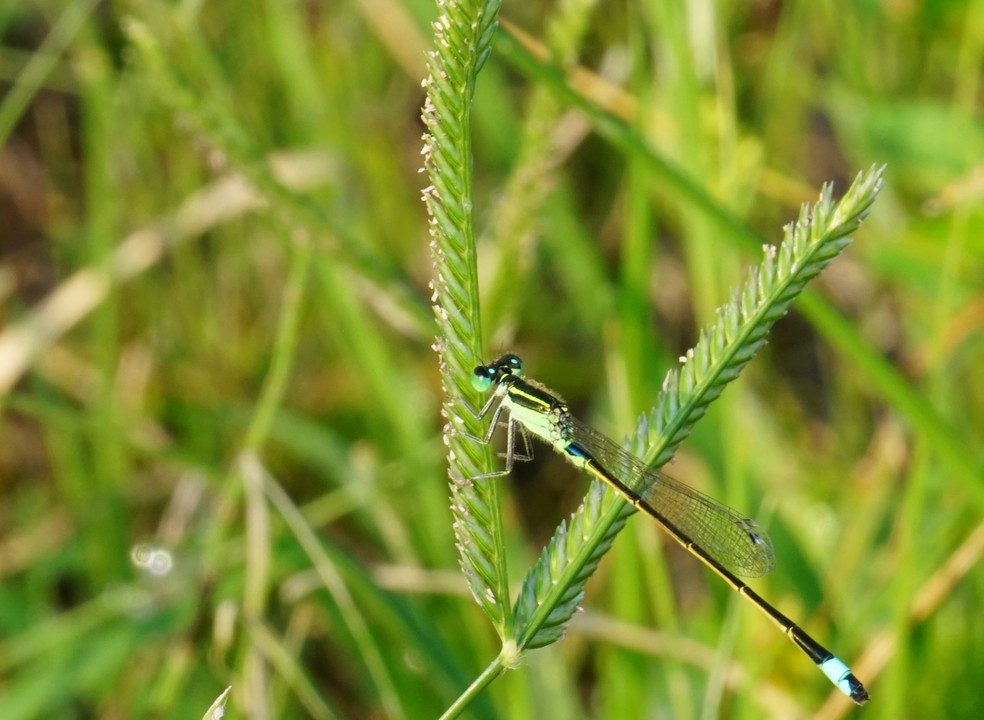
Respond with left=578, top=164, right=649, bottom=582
left=495, top=354, right=523, bottom=375
left=471, top=365, right=495, bottom=391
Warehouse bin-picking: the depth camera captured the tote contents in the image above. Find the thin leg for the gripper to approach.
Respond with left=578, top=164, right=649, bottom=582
left=453, top=390, right=534, bottom=477
left=511, top=424, right=533, bottom=462
left=464, top=408, right=536, bottom=462
left=451, top=387, right=506, bottom=424
left=454, top=395, right=507, bottom=445
left=470, top=414, right=531, bottom=480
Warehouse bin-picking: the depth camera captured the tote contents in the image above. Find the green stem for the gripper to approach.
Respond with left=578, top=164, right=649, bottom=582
left=244, top=238, right=312, bottom=451
left=438, top=652, right=505, bottom=720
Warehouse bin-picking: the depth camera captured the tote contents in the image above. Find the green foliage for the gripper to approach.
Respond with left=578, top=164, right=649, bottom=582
left=423, top=0, right=510, bottom=635
left=639, top=169, right=885, bottom=470
left=2, top=1, right=984, bottom=720
left=508, top=169, right=884, bottom=661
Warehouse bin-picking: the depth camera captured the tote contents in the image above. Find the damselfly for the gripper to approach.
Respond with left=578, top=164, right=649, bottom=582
left=461, top=353, right=868, bottom=705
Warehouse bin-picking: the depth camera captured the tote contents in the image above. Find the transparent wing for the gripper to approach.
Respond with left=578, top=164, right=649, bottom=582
left=569, top=418, right=776, bottom=578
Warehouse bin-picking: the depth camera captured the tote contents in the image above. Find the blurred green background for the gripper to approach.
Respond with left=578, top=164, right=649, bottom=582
left=2, top=1, right=984, bottom=719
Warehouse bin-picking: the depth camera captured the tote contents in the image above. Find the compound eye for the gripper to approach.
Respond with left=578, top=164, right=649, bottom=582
left=496, top=354, right=523, bottom=375
left=471, top=365, right=496, bottom=392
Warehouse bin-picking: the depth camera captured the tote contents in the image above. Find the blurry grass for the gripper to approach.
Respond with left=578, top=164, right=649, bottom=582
left=1, top=1, right=983, bottom=720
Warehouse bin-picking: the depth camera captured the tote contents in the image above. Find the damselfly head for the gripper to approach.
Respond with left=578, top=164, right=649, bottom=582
left=491, top=354, right=523, bottom=375
left=471, top=354, right=523, bottom=392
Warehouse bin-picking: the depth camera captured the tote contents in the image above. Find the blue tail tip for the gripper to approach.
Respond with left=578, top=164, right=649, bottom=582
left=821, top=657, right=869, bottom=705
